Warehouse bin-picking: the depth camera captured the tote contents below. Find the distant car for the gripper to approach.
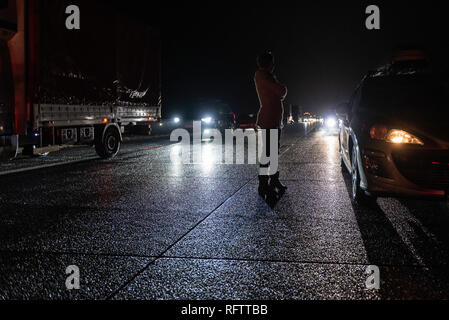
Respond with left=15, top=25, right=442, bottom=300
left=217, top=111, right=237, bottom=132
left=237, top=113, right=257, bottom=130
left=200, top=110, right=236, bottom=134
left=193, top=105, right=236, bottom=135
left=338, top=60, right=449, bottom=204
left=168, top=104, right=236, bottom=134
left=302, top=115, right=312, bottom=123
left=322, top=112, right=338, bottom=134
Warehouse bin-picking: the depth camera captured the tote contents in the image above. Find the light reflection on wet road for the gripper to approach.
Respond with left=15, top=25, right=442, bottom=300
left=1, top=124, right=449, bottom=300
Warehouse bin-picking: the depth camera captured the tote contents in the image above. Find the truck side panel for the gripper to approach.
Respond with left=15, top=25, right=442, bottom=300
left=37, top=0, right=161, bottom=108
left=0, top=0, right=19, bottom=159
left=2, top=0, right=161, bottom=158
left=8, top=0, right=26, bottom=136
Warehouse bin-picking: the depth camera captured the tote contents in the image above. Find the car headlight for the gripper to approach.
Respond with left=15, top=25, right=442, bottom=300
left=325, top=117, right=337, bottom=128
left=173, top=117, right=181, bottom=124
left=370, top=125, right=424, bottom=145
left=202, top=117, right=213, bottom=124
left=386, top=129, right=424, bottom=145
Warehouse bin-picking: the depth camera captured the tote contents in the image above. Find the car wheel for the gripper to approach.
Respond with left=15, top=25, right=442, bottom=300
left=351, top=146, right=367, bottom=204
left=340, top=147, right=346, bottom=170
left=339, top=143, right=349, bottom=175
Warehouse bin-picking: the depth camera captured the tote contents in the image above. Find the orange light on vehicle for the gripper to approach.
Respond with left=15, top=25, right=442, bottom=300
left=386, top=130, right=424, bottom=145
left=391, top=136, right=404, bottom=144
left=0, top=126, right=4, bottom=131
left=148, top=117, right=153, bottom=121
left=103, top=118, right=109, bottom=124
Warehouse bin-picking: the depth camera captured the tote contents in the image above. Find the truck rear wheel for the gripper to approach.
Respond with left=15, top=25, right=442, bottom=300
left=95, top=125, right=121, bottom=159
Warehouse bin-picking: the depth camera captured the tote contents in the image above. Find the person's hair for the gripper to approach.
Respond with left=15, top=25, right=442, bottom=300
left=257, top=51, right=274, bottom=69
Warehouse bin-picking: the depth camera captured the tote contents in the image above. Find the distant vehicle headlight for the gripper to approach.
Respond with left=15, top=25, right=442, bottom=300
left=386, top=129, right=424, bottom=145
left=325, top=116, right=337, bottom=128
left=202, top=117, right=213, bottom=124
left=173, top=117, right=181, bottom=124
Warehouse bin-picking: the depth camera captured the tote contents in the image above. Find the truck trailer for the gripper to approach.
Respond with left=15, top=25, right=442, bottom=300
left=0, top=0, right=161, bottom=160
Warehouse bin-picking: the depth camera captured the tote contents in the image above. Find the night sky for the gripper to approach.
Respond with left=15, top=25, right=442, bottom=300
left=116, top=1, right=449, bottom=118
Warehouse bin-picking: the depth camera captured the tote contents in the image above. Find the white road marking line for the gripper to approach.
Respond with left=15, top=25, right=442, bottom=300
left=0, top=157, right=99, bottom=176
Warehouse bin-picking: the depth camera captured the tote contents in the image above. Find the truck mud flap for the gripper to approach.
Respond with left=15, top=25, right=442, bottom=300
left=0, top=134, right=19, bottom=160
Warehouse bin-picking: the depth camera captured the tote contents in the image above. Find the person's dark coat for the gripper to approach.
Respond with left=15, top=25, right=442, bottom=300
left=255, top=70, right=288, bottom=129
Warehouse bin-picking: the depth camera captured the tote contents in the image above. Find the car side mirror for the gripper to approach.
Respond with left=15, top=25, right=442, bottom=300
left=336, top=102, right=350, bottom=121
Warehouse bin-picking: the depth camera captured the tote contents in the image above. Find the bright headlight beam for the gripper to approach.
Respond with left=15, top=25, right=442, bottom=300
left=202, top=117, right=213, bottom=124
left=325, top=117, right=337, bottom=128
left=173, top=117, right=181, bottom=124
left=386, top=129, right=424, bottom=146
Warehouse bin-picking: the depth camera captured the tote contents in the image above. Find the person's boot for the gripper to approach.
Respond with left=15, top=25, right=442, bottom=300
left=270, top=172, right=287, bottom=193
left=258, top=175, right=271, bottom=199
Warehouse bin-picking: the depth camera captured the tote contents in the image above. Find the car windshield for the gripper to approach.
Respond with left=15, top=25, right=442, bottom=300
left=361, top=76, right=449, bottom=118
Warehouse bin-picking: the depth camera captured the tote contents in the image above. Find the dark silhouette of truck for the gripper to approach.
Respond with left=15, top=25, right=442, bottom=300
left=0, top=0, right=161, bottom=160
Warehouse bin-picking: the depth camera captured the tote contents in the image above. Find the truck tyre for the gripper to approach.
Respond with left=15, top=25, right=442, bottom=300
left=95, top=125, right=121, bottom=159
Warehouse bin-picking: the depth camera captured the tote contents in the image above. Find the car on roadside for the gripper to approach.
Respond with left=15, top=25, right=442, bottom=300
left=167, top=102, right=237, bottom=135
left=199, top=108, right=236, bottom=135
left=321, top=112, right=338, bottom=134
left=301, top=112, right=313, bottom=123
left=338, top=54, right=449, bottom=205
left=237, top=113, right=257, bottom=130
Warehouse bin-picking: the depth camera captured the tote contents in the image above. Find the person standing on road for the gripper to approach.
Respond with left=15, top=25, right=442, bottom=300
left=254, top=51, right=288, bottom=198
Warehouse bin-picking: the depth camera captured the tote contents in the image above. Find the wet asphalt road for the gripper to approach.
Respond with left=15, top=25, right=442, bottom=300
left=1, top=124, right=449, bottom=300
